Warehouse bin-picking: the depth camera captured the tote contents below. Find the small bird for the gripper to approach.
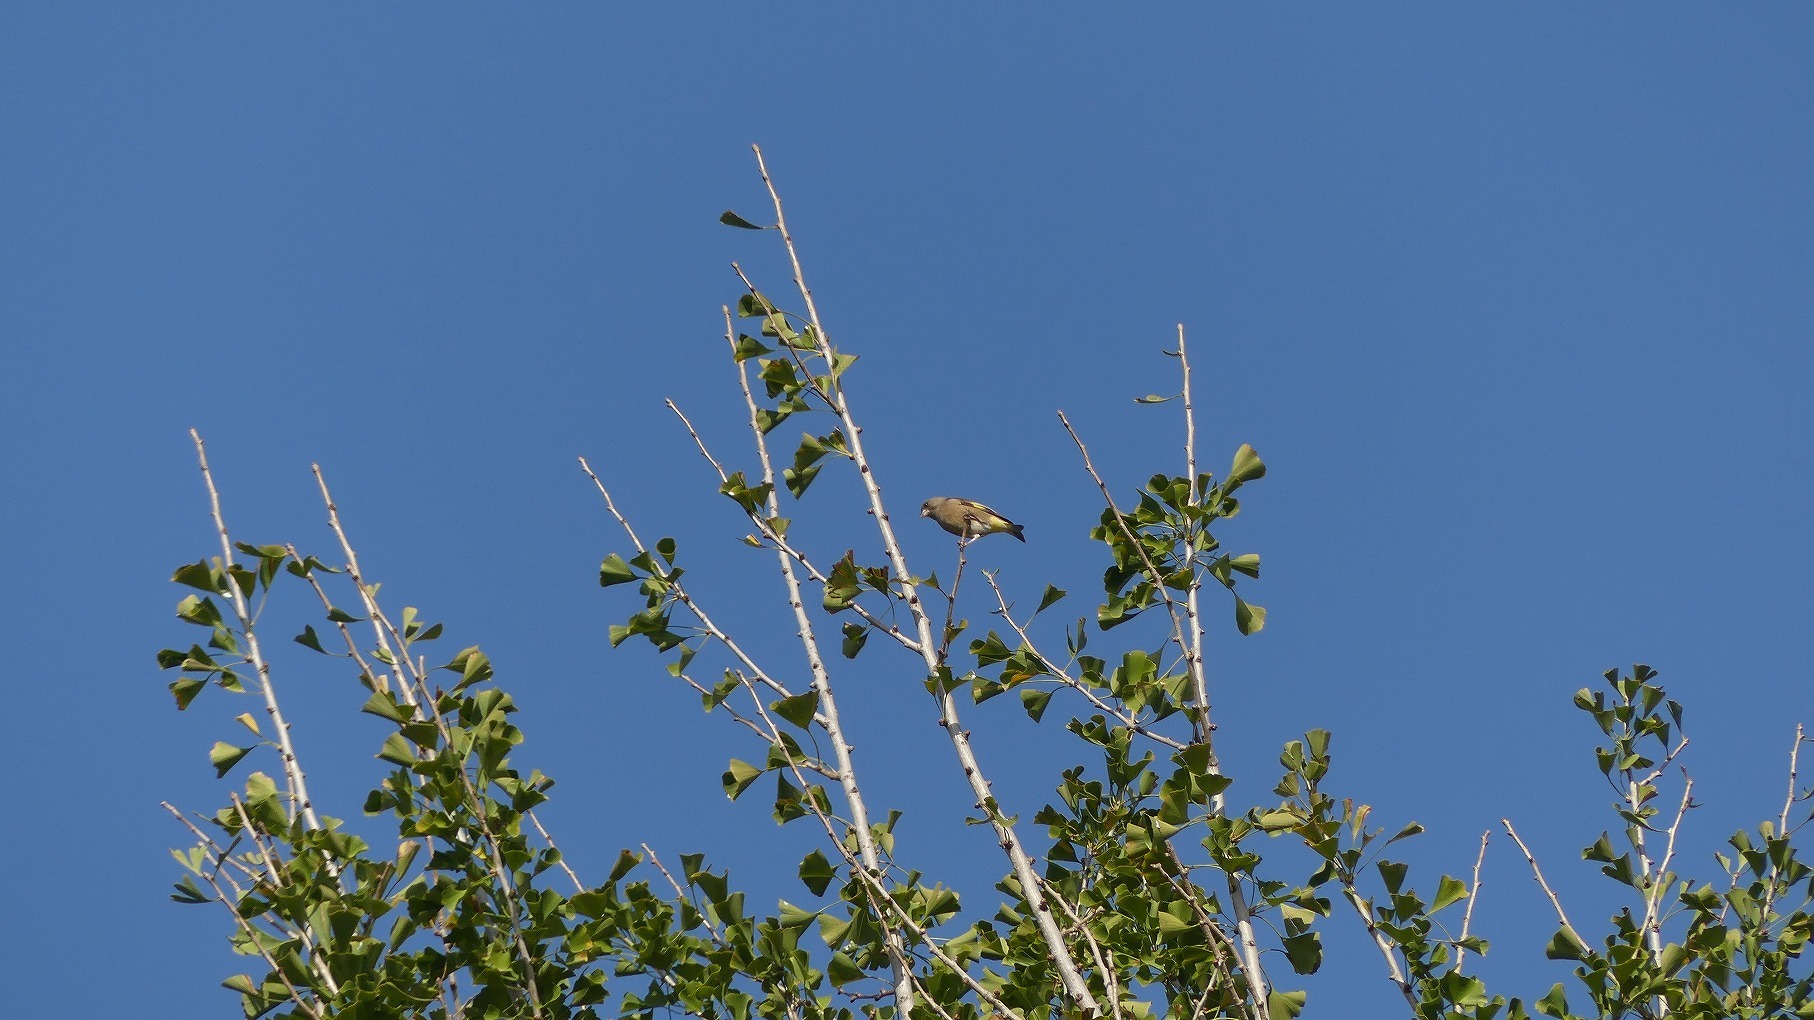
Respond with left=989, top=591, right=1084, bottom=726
left=920, top=496, right=1026, bottom=542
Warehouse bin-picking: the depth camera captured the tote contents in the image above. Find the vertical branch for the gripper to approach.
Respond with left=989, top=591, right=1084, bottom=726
left=190, top=430, right=321, bottom=832
left=1169, top=328, right=1271, bottom=1012
left=1647, top=775, right=1694, bottom=959
left=1056, top=409, right=1270, bottom=1016
left=1454, top=830, right=1491, bottom=974
left=1781, top=724, right=1807, bottom=834
left=749, top=144, right=1103, bottom=1016
left=938, top=539, right=970, bottom=663
left=1177, top=324, right=1212, bottom=748
left=722, top=308, right=920, bottom=1016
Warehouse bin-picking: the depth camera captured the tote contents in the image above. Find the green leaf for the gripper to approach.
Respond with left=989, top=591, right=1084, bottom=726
left=1535, top=984, right=1570, bottom=1018
left=720, top=209, right=767, bottom=230
left=1544, top=930, right=1588, bottom=961
left=1432, top=874, right=1469, bottom=912
left=171, top=561, right=221, bottom=593
left=209, top=741, right=254, bottom=778
left=798, top=849, right=836, bottom=896
left=607, top=849, right=641, bottom=884
left=1281, top=931, right=1322, bottom=975
left=294, top=625, right=327, bottom=654
left=723, top=759, right=763, bottom=800
left=783, top=462, right=823, bottom=499
left=733, top=334, right=773, bottom=362
left=1378, top=860, right=1408, bottom=894
left=1020, top=687, right=1054, bottom=722
left=826, top=951, right=863, bottom=987
left=840, top=623, right=869, bottom=659
left=594, top=551, right=638, bottom=584
left=377, top=733, right=418, bottom=767
left=361, top=691, right=411, bottom=725
left=1037, top=585, right=1067, bottom=614
left=169, top=677, right=205, bottom=710
left=170, top=876, right=210, bottom=904
left=1267, top=989, right=1307, bottom=1020
left=1134, top=393, right=1178, bottom=404
left=1384, top=822, right=1424, bottom=846
left=1228, top=553, right=1261, bottom=579
left=771, top=692, right=819, bottom=730
left=221, top=974, right=257, bottom=995
left=1227, top=443, right=1266, bottom=488
left=738, top=292, right=777, bottom=318
left=1234, top=596, right=1267, bottom=635
left=1175, top=743, right=1216, bottom=777
left=175, top=595, right=222, bottom=627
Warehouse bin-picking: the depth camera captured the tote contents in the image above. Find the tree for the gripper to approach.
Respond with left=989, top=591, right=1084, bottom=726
left=159, top=148, right=1814, bottom=1020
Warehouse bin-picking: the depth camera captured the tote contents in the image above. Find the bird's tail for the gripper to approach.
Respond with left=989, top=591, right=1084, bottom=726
left=1010, top=524, right=1026, bottom=542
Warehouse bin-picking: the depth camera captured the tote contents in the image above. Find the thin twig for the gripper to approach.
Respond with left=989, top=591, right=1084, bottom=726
left=1175, top=324, right=1213, bottom=750
left=1646, top=773, right=1695, bottom=960
left=1156, top=845, right=1254, bottom=1006
left=1046, top=891, right=1122, bottom=1020
left=1339, top=885, right=1417, bottom=1006
left=1055, top=411, right=1195, bottom=667
left=1454, top=829, right=1490, bottom=974
left=1501, top=818, right=1585, bottom=950
left=311, top=465, right=428, bottom=706
left=284, top=546, right=402, bottom=703
left=643, top=843, right=726, bottom=947
left=1781, top=724, right=1806, bottom=834
left=937, top=537, right=970, bottom=662
left=579, top=456, right=797, bottom=703
left=665, top=380, right=921, bottom=652
left=979, top=571, right=1186, bottom=752
left=528, top=810, right=585, bottom=892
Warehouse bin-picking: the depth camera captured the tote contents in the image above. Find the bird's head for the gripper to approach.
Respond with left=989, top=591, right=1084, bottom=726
left=919, top=499, right=938, bottom=518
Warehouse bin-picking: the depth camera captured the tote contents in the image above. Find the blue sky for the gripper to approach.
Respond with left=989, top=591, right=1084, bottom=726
left=3, top=5, right=1811, bottom=1014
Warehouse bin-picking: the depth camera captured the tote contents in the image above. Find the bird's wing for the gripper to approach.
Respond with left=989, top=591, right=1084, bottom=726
left=958, top=499, right=1013, bottom=523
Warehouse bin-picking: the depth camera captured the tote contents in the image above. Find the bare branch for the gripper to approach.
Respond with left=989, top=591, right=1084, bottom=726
left=1338, top=885, right=1417, bottom=1007
left=528, top=810, right=585, bottom=893
left=1455, top=829, right=1491, bottom=974
left=749, top=144, right=1101, bottom=1015
left=579, top=456, right=798, bottom=703
left=190, top=431, right=322, bottom=831
left=1501, top=818, right=1585, bottom=950
left=1783, top=723, right=1807, bottom=835
left=713, top=305, right=920, bottom=1012
left=1647, top=773, right=1695, bottom=957
left=666, top=386, right=921, bottom=653
left=1175, top=324, right=1212, bottom=750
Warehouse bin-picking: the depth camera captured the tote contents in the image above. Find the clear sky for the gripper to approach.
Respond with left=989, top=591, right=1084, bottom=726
left=3, top=5, right=1811, bottom=1015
